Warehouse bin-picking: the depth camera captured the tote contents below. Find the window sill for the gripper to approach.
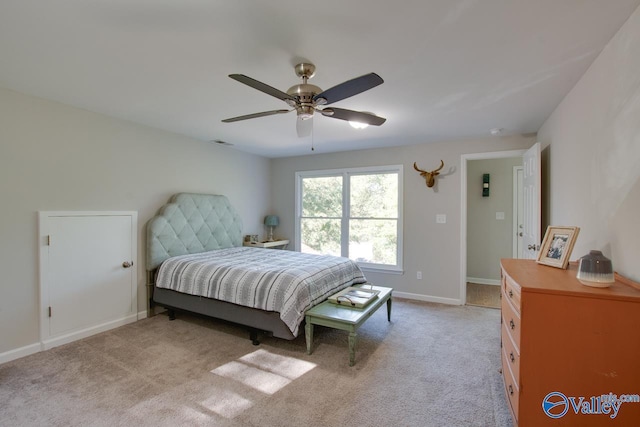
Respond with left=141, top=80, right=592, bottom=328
left=360, top=266, right=404, bottom=275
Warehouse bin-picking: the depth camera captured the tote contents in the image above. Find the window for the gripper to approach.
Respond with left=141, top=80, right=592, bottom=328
left=295, top=165, right=403, bottom=272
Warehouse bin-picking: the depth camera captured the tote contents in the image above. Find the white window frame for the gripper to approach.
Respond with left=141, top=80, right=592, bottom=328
left=295, top=165, right=403, bottom=274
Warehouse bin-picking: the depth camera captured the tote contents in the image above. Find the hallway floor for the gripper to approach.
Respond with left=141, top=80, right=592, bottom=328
left=466, top=282, right=501, bottom=309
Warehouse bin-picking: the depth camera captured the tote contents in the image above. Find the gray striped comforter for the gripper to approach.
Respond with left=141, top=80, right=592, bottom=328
left=155, top=247, right=366, bottom=336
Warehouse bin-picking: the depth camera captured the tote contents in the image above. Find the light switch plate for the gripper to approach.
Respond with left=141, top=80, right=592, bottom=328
left=496, top=212, right=505, bottom=220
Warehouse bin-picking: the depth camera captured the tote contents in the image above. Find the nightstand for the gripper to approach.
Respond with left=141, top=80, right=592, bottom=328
left=243, top=239, right=289, bottom=250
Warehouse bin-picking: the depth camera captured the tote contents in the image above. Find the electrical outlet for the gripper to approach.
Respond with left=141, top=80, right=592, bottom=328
left=417, top=271, right=422, bottom=280
left=436, top=214, right=446, bottom=224
left=496, top=212, right=505, bottom=220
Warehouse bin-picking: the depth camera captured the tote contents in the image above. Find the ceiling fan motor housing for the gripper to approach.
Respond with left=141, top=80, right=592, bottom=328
left=289, top=63, right=321, bottom=120
left=287, top=84, right=320, bottom=120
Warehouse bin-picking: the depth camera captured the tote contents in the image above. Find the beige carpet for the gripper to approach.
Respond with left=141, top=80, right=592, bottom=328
left=0, top=299, right=512, bottom=427
left=466, top=283, right=501, bottom=309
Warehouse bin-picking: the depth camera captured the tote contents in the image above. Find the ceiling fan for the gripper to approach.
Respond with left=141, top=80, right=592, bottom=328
left=221, top=63, right=386, bottom=137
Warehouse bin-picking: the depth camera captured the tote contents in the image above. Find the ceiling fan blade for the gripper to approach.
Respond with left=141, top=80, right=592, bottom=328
left=296, top=116, right=313, bottom=138
left=222, top=109, right=291, bottom=123
left=313, top=73, right=383, bottom=105
left=229, top=74, right=297, bottom=103
left=321, top=108, right=386, bottom=126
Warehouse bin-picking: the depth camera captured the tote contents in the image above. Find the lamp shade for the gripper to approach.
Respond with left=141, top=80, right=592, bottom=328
left=264, top=215, right=279, bottom=227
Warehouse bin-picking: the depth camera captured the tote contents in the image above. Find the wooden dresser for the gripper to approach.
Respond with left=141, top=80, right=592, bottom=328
left=500, top=259, right=640, bottom=426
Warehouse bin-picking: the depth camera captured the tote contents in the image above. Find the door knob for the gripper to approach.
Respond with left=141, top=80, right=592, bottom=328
left=122, top=261, right=133, bottom=268
left=527, top=244, right=539, bottom=251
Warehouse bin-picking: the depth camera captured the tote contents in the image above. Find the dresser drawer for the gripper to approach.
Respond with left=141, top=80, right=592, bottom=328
left=501, top=323, right=520, bottom=385
left=501, top=291, right=521, bottom=349
left=501, top=344, right=520, bottom=422
left=502, top=272, right=521, bottom=312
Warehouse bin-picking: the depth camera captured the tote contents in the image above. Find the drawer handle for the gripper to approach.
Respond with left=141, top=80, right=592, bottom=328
left=508, top=385, right=514, bottom=395
left=508, top=290, right=513, bottom=298
left=510, top=352, right=515, bottom=363
left=510, top=319, right=515, bottom=330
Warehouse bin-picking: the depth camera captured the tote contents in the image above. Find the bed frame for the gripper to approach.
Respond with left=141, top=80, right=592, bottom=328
left=146, top=193, right=296, bottom=343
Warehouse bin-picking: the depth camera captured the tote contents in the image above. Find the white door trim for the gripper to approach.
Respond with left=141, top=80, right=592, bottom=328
left=460, top=150, right=526, bottom=305
left=512, top=166, right=524, bottom=258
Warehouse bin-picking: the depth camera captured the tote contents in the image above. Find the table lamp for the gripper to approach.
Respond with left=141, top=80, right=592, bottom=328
left=264, top=215, right=279, bottom=242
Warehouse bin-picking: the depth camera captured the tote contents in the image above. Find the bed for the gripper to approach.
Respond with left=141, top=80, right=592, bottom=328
left=146, top=193, right=366, bottom=343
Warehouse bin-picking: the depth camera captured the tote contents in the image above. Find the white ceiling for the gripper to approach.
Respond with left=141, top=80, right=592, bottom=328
left=1, top=1, right=638, bottom=158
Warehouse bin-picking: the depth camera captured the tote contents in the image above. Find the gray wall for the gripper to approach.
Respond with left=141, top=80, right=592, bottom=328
left=271, top=136, right=535, bottom=303
left=467, top=157, right=522, bottom=283
left=0, top=87, right=271, bottom=355
left=538, top=5, right=640, bottom=282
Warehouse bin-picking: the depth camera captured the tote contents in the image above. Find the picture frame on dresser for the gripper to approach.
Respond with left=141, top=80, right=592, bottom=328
left=536, top=226, right=580, bottom=269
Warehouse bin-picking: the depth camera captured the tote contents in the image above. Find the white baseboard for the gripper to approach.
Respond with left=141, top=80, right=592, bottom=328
left=2, top=314, right=142, bottom=365
left=466, top=277, right=501, bottom=286
left=0, top=342, right=41, bottom=365
left=41, top=313, right=138, bottom=351
left=394, top=291, right=462, bottom=306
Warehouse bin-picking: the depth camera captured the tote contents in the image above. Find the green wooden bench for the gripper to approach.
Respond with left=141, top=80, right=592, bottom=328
left=305, top=285, right=392, bottom=366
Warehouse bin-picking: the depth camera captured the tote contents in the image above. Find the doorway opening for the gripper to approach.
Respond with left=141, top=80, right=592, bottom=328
left=460, top=150, right=526, bottom=306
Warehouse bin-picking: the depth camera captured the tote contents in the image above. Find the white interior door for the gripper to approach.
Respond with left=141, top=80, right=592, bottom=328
left=522, top=142, right=541, bottom=259
left=40, top=212, right=137, bottom=348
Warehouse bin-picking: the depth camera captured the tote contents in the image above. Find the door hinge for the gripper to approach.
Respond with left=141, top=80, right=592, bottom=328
left=47, top=235, right=51, bottom=246
left=48, top=306, right=52, bottom=317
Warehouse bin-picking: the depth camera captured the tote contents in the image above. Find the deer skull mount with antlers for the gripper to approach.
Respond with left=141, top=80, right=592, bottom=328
left=414, top=160, right=445, bottom=188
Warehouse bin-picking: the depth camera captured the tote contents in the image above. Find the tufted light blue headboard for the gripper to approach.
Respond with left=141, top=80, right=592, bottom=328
left=146, top=193, right=243, bottom=270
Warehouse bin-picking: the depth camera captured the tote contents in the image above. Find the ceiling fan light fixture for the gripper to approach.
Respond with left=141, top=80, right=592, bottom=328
left=297, top=104, right=315, bottom=120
